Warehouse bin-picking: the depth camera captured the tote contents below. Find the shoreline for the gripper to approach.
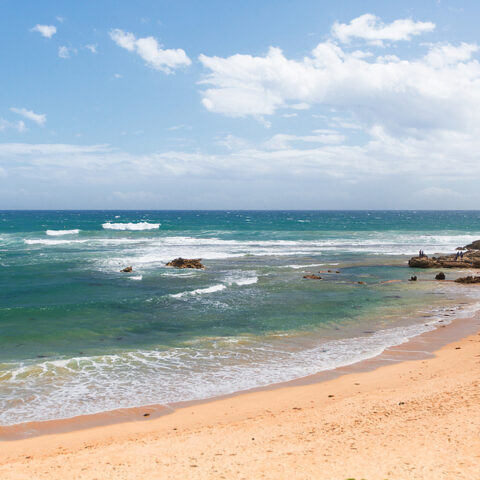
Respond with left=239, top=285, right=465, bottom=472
left=2, top=297, right=479, bottom=441
left=1, top=311, right=479, bottom=479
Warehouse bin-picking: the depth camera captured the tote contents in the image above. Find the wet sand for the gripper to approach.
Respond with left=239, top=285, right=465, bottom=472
left=1, top=313, right=480, bottom=479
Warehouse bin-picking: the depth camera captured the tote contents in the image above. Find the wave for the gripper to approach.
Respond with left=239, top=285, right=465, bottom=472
left=46, top=229, right=80, bottom=236
left=2, top=301, right=478, bottom=426
left=230, top=276, right=258, bottom=286
left=24, top=239, right=87, bottom=246
left=285, top=263, right=326, bottom=269
left=129, top=275, right=143, bottom=281
left=102, top=222, right=160, bottom=231
left=171, top=284, right=226, bottom=298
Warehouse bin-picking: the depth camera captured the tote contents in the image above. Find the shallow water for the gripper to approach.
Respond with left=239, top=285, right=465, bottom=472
left=1, top=210, right=480, bottom=425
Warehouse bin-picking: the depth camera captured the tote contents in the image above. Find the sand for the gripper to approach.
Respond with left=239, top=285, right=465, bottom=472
left=1, top=317, right=480, bottom=480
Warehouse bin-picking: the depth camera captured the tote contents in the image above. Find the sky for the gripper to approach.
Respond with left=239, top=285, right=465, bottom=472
left=1, top=0, right=480, bottom=209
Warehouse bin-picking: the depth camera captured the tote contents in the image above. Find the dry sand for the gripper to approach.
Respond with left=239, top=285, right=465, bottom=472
left=1, top=316, right=480, bottom=480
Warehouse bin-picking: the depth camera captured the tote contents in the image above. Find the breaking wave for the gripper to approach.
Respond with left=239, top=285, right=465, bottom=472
left=102, top=222, right=160, bottom=231
left=46, top=229, right=80, bottom=236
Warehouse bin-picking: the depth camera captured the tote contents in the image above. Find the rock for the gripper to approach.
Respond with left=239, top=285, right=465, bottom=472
left=409, top=276, right=417, bottom=281
left=435, top=272, right=445, bottom=280
left=454, top=276, right=480, bottom=284
left=456, top=247, right=467, bottom=251
left=408, top=256, right=439, bottom=268
left=409, top=250, right=480, bottom=269
left=465, top=240, right=480, bottom=250
left=166, top=258, right=205, bottom=269
left=357, top=281, right=366, bottom=285
left=303, top=274, right=321, bottom=280
left=120, top=266, right=133, bottom=273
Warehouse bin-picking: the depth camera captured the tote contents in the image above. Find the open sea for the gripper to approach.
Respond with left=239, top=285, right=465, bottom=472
left=1, top=210, right=480, bottom=426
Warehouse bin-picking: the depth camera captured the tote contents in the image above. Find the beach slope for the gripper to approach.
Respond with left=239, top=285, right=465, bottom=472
left=1, top=326, right=480, bottom=479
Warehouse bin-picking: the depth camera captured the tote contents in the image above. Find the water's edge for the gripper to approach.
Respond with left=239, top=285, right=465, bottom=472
left=3, top=303, right=479, bottom=441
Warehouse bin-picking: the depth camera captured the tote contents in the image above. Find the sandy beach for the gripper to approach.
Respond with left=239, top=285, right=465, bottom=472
left=1, top=313, right=479, bottom=480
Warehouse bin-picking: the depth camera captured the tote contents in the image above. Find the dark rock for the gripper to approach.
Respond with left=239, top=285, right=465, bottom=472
left=456, top=247, right=466, bottom=251
left=120, top=266, right=133, bottom=273
left=409, top=276, right=417, bottom=281
left=303, top=274, right=321, bottom=280
left=336, top=270, right=340, bottom=273
left=454, top=276, right=480, bottom=284
left=465, top=240, right=480, bottom=250
left=408, top=256, right=439, bottom=268
left=357, top=281, right=366, bottom=285
left=166, top=258, right=205, bottom=269
left=435, top=272, right=446, bottom=280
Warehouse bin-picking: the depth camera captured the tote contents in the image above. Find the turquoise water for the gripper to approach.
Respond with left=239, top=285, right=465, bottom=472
left=1, top=210, right=480, bottom=425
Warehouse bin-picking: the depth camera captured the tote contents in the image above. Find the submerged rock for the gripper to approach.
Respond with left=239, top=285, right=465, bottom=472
left=166, top=258, right=205, bottom=269
left=454, top=276, right=480, bottom=284
left=120, top=266, right=133, bottom=273
left=303, top=274, right=322, bottom=280
left=435, top=272, right=446, bottom=280
left=409, top=276, right=417, bottom=281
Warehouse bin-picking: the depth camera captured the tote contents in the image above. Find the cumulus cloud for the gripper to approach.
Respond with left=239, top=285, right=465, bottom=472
left=10, top=107, right=46, bottom=126
left=331, top=14, right=435, bottom=45
left=198, top=35, right=480, bottom=139
left=109, top=29, right=191, bottom=73
left=30, top=24, right=57, bottom=38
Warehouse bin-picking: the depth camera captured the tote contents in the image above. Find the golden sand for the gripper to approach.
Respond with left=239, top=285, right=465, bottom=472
left=1, top=316, right=480, bottom=480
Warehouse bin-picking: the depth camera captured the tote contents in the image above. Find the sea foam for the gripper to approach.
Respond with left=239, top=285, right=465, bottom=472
left=46, top=229, right=80, bottom=236
left=102, top=222, right=160, bottom=231
left=171, top=284, right=226, bottom=298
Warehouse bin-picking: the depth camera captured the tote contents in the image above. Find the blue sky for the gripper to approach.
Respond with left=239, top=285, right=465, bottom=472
left=1, top=0, right=480, bottom=209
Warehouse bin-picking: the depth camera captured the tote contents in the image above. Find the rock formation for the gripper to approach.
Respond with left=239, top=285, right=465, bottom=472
left=120, top=266, right=133, bottom=273
left=408, top=241, right=480, bottom=269
left=303, top=274, right=321, bottom=280
left=166, top=258, right=205, bottom=269
left=465, top=240, right=480, bottom=250
left=435, top=272, right=445, bottom=280
left=454, top=276, right=480, bottom=284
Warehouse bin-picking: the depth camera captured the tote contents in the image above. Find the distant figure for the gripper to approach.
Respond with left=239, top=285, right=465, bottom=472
left=460, top=251, right=464, bottom=259
left=419, top=249, right=426, bottom=258
left=455, top=252, right=459, bottom=261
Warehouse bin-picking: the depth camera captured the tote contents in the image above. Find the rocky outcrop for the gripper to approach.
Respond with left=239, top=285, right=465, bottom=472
left=303, top=274, right=321, bottom=280
left=465, top=240, right=480, bottom=250
left=409, top=276, right=417, bottom=281
left=454, top=276, right=480, bottom=284
left=409, top=245, right=480, bottom=269
left=120, top=266, right=133, bottom=273
left=435, top=272, right=445, bottom=280
left=166, top=258, right=205, bottom=269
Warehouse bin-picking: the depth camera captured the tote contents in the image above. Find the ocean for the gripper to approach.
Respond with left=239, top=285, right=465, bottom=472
left=1, top=210, right=480, bottom=426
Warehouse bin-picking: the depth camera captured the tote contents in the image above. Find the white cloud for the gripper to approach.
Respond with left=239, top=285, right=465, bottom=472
left=109, top=29, right=191, bottom=73
left=264, top=130, right=346, bottom=149
left=56, top=16, right=65, bottom=23
left=114, top=73, right=123, bottom=79
left=58, top=46, right=72, bottom=59
left=10, top=107, right=46, bottom=126
left=198, top=36, right=480, bottom=139
left=85, top=44, right=98, bottom=54
left=0, top=118, right=26, bottom=133
left=331, top=14, right=435, bottom=45
left=30, top=24, right=57, bottom=39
